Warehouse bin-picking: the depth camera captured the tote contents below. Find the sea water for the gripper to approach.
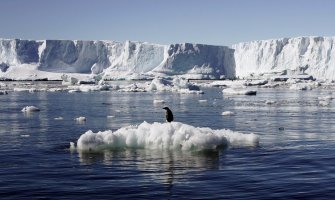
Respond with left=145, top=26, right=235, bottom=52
left=0, top=83, right=334, bottom=199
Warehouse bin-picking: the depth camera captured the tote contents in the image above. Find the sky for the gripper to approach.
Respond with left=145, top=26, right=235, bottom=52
left=0, top=0, right=334, bottom=46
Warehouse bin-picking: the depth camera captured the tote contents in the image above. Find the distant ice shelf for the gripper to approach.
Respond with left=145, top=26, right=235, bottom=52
left=1, top=36, right=335, bottom=81
left=0, top=39, right=235, bottom=81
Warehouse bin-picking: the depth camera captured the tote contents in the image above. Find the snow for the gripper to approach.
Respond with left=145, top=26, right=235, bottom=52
left=75, top=121, right=259, bottom=151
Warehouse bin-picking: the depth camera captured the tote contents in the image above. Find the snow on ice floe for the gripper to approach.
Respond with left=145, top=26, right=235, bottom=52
left=21, top=106, right=40, bottom=112
left=74, top=121, right=259, bottom=151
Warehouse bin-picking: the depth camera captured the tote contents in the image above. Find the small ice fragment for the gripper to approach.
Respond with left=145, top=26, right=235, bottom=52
left=75, top=116, right=86, bottom=122
left=319, top=101, right=330, bottom=107
left=153, top=99, right=165, bottom=104
left=54, top=117, right=64, bottom=120
left=21, top=134, right=30, bottom=137
left=107, top=115, right=115, bottom=118
left=0, top=91, right=8, bottom=95
left=199, top=99, right=207, bottom=103
left=21, top=106, right=40, bottom=112
left=70, top=142, right=76, bottom=150
left=265, top=100, right=276, bottom=105
left=221, top=111, right=235, bottom=116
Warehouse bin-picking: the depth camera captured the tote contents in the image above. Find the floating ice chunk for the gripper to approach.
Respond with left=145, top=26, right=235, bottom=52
left=199, top=99, right=207, bottom=103
left=319, top=101, right=330, bottom=106
left=68, top=89, right=81, bottom=93
left=22, top=106, right=40, bottom=112
left=222, top=88, right=257, bottom=95
left=0, top=90, right=8, bottom=95
left=76, top=121, right=259, bottom=151
left=146, top=78, right=172, bottom=91
left=244, top=79, right=268, bottom=86
left=69, top=142, right=76, bottom=150
left=21, top=134, right=30, bottom=137
left=153, top=99, right=165, bottom=104
left=14, top=88, right=30, bottom=92
left=146, top=77, right=203, bottom=94
left=318, top=96, right=333, bottom=101
left=107, top=116, right=115, bottom=118
left=210, top=80, right=246, bottom=88
left=75, top=116, right=86, bottom=122
left=221, top=111, right=235, bottom=116
left=54, top=117, right=64, bottom=120
left=265, top=100, right=276, bottom=105
left=289, top=83, right=312, bottom=90
left=119, top=83, right=146, bottom=92
left=48, top=88, right=64, bottom=92
left=61, top=74, right=79, bottom=85
left=286, top=78, right=301, bottom=84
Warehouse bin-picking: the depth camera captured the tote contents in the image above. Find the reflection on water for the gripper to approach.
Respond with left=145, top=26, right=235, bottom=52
left=77, top=148, right=220, bottom=191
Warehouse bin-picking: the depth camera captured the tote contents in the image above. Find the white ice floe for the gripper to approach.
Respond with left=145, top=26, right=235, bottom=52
left=153, top=99, right=165, bottom=104
left=221, top=111, right=235, bottom=116
left=289, top=83, right=312, bottom=90
left=0, top=90, right=8, bottom=95
left=75, top=116, right=86, bottom=122
left=244, top=79, right=268, bottom=86
left=319, top=101, right=330, bottom=106
left=146, top=77, right=203, bottom=94
left=68, top=89, right=81, bottom=93
left=265, top=100, right=276, bottom=105
left=68, top=84, right=110, bottom=92
left=222, top=88, right=257, bottom=95
left=318, top=96, right=333, bottom=106
left=75, top=121, right=259, bottom=151
left=54, top=117, right=64, bottom=120
left=21, top=106, right=40, bottom=112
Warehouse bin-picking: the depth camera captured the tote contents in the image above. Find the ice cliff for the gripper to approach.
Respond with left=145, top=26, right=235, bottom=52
left=233, top=36, right=335, bottom=80
left=0, top=39, right=235, bottom=80
left=1, top=36, right=335, bottom=81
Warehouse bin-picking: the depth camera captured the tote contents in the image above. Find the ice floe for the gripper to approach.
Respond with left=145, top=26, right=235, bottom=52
left=21, top=106, right=40, bottom=112
left=74, top=121, right=259, bottom=151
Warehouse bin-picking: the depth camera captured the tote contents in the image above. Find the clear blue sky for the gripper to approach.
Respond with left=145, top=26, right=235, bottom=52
left=0, top=0, right=334, bottom=46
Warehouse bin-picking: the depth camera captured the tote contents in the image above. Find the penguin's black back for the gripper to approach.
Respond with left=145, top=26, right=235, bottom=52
left=163, top=107, right=174, bottom=122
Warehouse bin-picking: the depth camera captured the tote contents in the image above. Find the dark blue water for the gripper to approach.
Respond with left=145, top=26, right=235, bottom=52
left=0, top=84, right=335, bottom=199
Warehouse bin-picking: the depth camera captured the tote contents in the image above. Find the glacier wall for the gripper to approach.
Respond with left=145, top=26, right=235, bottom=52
left=0, top=39, right=235, bottom=80
left=2, top=37, right=335, bottom=80
left=232, top=36, right=335, bottom=80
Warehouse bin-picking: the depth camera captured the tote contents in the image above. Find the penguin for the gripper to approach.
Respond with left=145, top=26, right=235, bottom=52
left=162, top=107, right=174, bottom=122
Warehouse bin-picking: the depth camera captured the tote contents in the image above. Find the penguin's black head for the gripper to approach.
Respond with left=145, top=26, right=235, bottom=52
left=162, top=107, right=169, bottom=110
